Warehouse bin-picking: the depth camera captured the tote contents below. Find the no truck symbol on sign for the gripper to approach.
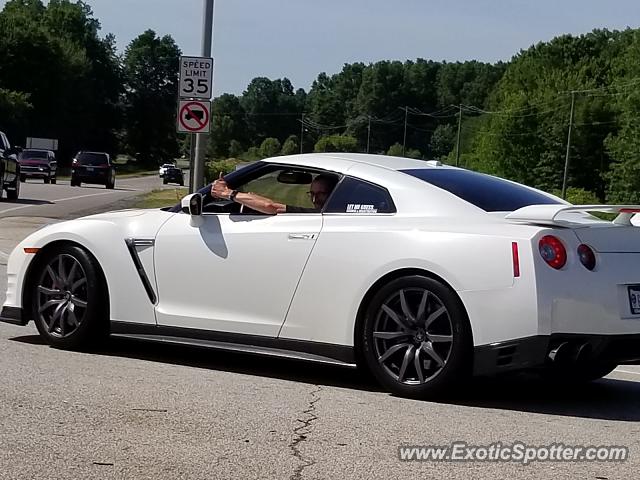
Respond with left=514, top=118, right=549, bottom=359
left=177, top=100, right=211, bottom=133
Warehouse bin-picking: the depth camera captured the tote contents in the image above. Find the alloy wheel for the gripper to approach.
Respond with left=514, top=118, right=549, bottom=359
left=36, top=254, right=89, bottom=338
left=372, top=287, right=454, bottom=385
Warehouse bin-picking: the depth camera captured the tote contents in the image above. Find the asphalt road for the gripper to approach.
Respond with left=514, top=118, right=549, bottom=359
left=0, top=175, right=184, bottom=220
left=0, top=178, right=639, bottom=479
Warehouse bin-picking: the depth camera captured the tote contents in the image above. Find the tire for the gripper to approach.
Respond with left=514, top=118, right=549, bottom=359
left=44, top=176, right=50, bottom=184
left=360, top=275, right=472, bottom=398
left=179, top=180, right=184, bottom=186
left=163, top=178, right=168, bottom=185
left=6, top=174, right=19, bottom=200
left=20, top=174, right=26, bottom=183
left=31, top=244, right=109, bottom=349
left=51, top=177, right=56, bottom=185
left=106, top=170, right=115, bottom=189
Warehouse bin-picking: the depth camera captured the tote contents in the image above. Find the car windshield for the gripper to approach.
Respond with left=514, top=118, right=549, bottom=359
left=76, top=152, right=108, bottom=166
left=401, top=168, right=562, bottom=212
left=20, top=150, right=48, bottom=160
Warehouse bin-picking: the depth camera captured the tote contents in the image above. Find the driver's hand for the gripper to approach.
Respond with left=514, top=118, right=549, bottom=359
left=211, top=172, right=231, bottom=199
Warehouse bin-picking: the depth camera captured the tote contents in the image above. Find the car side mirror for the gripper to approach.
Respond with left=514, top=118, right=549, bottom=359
left=182, top=193, right=203, bottom=226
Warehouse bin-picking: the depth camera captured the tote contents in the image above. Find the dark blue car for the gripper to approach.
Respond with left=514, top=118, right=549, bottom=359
left=71, top=151, right=115, bottom=189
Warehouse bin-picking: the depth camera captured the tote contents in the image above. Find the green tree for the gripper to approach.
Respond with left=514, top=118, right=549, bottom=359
left=208, top=94, right=248, bottom=157
left=281, top=135, right=299, bottom=155
left=429, top=124, right=456, bottom=158
left=229, top=139, right=244, bottom=158
left=470, top=29, right=626, bottom=196
left=259, top=137, right=281, bottom=158
left=241, top=77, right=304, bottom=144
left=387, top=143, right=404, bottom=157
left=0, top=0, right=122, bottom=160
left=122, top=30, right=180, bottom=166
left=604, top=30, right=640, bottom=202
left=314, top=134, right=358, bottom=152
left=0, top=89, right=32, bottom=138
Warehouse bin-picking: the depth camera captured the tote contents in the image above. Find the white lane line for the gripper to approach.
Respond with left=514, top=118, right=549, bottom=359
left=614, top=369, right=640, bottom=376
left=0, top=191, right=117, bottom=215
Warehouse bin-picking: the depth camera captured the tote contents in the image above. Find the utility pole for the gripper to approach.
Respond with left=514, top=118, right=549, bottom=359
left=366, top=115, right=371, bottom=153
left=562, top=91, right=576, bottom=199
left=192, top=0, right=214, bottom=191
left=188, top=133, right=195, bottom=193
left=402, top=106, right=408, bottom=156
left=455, top=104, right=462, bottom=167
left=299, top=113, right=305, bottom=154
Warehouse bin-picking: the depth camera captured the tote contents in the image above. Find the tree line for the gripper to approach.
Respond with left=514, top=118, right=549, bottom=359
left=1, top=1, right=639, bottom=202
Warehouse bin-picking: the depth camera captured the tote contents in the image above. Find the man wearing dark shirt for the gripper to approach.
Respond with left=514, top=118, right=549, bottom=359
left=210, top=173, right=338, bottom=214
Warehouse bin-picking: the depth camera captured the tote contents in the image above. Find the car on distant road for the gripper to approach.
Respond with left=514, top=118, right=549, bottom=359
left=3, top=153, right=640, bottom=399
left=163, top=166, right=184, bottom=186
left=159, top=163, right=175, bottom=178
left=70, top=151, right=115, bottom=189
left=18, top=149, right=57, bottom=184
left=0, top=130, right=20, bottom=200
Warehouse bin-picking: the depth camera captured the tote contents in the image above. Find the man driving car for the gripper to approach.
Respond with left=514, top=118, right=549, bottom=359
left=211, top=172, right=338, bottom=214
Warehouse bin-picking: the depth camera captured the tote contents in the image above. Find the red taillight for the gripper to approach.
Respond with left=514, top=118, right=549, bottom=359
left=538, top=235, right=566, bottom=269
left=512, top=242, right=520, bottom=277
left=577, top=244, right=596, bottom=271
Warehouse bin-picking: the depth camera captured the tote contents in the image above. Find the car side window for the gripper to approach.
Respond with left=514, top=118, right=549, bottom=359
left=238, top=168, right=316, bottom=212
left=324, top=176, right=396, bottom=214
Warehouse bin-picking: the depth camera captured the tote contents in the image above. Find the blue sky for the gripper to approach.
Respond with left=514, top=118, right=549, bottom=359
left=36, top=1, right=640, bottom=96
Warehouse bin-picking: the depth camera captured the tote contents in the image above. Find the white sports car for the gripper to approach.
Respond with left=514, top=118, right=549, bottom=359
left=2, top=153, right=640, bottom=398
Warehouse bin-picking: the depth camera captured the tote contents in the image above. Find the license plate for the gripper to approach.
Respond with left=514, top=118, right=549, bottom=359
left=86, top=167, right=94, bottom=172
left=629, top=286, right=640, bottom=315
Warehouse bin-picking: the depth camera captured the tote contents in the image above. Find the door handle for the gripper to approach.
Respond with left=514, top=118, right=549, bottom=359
left=288, top=233, right=316, bottom=240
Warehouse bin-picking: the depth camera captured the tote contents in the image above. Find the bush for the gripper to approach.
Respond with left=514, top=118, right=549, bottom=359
left=550, top=187, right=601, bottom=205
left=229, top=140, right=244, bottom=158
left=259, top=137, right=281, bottom=158
left=281, top=135, right=299, bottom=156
left=314, top=134, right=358, bottom=153
left=387, top=143, right=422, bottom=159
left=205, top=158, right=245, bottom=182
left=241, top=146, right=263, bottom=161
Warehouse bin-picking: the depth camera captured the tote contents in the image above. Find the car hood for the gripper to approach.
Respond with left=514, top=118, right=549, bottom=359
left=78, top=209, right=156, bottom=221
left=16, top=209, right=176, bottom=251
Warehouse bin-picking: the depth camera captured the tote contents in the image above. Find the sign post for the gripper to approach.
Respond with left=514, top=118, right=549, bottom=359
left=178, top=0, right=215, bottom=193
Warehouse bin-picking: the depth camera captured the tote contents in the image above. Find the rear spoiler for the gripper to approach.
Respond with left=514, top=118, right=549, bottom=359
left=505, top=205, right=640, bottom=226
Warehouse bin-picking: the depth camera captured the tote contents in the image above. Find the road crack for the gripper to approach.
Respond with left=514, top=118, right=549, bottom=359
left=288, top=385, right=322, bottom=480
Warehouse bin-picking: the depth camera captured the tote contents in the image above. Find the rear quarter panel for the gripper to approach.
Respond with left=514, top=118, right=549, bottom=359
left=280, top=215, right=539, bottom=346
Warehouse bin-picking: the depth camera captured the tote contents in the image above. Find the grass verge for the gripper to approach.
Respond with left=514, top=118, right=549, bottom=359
left=133, top=188, right=188, bottom=209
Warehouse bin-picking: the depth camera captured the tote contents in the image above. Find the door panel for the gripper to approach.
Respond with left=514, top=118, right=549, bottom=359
left=153, top=212, right=322, bottom=336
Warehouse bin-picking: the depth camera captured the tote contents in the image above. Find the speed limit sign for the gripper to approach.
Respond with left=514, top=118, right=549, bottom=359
left=179, top=56, right=213, bottom=99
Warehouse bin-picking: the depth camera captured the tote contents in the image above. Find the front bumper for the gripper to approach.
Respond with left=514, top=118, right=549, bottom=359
left=474, top=333, right=640, bottom=376
left=0, top=306, right=26, bottom=326
left=22, top=171, right=51, bottom=179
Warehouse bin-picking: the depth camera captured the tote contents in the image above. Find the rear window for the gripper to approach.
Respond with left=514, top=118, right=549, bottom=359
left=20, top=150, right=48, bottom=159
left=76, top=152, right=109, bottom=166
left=401, top=168, right=561, bottom=212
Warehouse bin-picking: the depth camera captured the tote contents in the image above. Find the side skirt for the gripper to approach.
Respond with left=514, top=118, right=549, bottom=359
left=110, top=321, right=356, bottom=367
